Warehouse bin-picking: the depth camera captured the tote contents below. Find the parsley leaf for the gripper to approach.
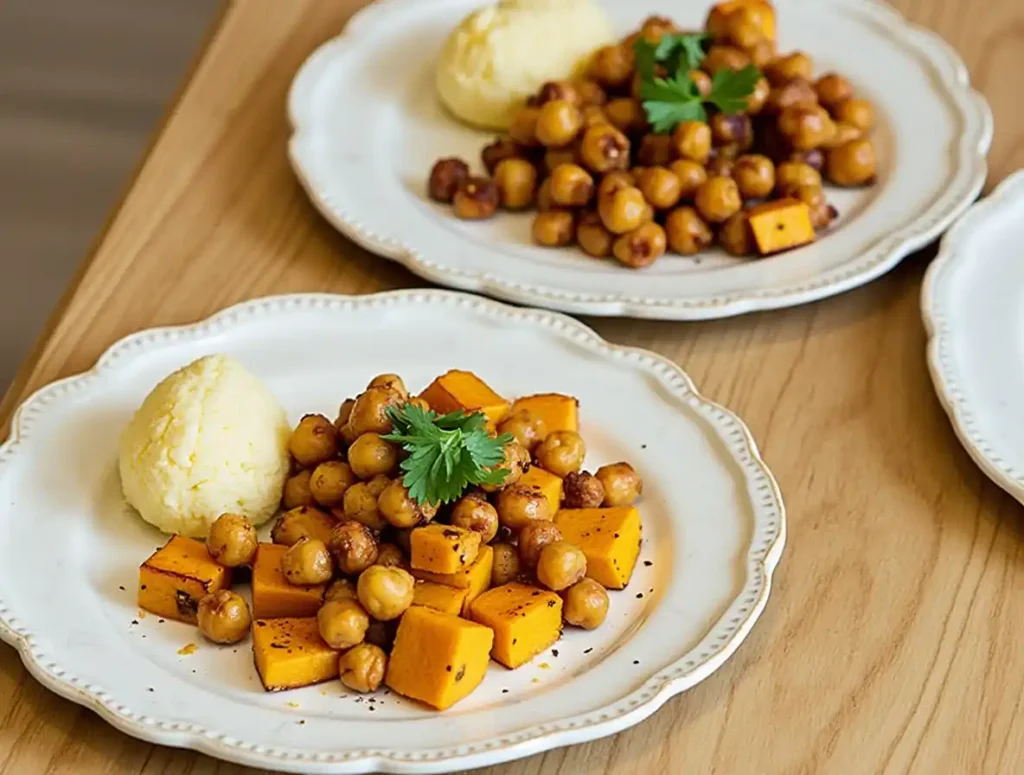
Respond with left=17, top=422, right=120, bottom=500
left=707, top=65, right=762, bottom=115
left=640, top=73, right=707, bottom=131
left=634, top=33, right=709, bottom=79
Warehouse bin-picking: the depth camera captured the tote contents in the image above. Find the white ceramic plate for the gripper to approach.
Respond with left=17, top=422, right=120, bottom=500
left=0, top=292, right=785, bottom=773
left=287, top=0, right=992, bottom=320
left=922, top=172, right=1024, bottom=505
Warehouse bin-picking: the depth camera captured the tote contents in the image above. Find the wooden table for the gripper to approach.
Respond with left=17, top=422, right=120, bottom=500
left=2, top=1, right=1022, bottom=773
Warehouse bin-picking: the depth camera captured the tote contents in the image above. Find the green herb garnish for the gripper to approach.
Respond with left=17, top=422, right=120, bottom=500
left=635, top=32, right=710, bottom=80
left=382, top=404, right=512, bottom=507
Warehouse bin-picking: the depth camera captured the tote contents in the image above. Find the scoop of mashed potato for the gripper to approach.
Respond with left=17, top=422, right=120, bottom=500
left=119, top=354, right=291, bottom=538
left=436, top=0, right=615, bottom=130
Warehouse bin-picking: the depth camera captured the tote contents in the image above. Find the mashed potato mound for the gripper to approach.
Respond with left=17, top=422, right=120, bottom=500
left=119, top=354, right=291, bottom=538
left=436, top=0, right=614, bottom=130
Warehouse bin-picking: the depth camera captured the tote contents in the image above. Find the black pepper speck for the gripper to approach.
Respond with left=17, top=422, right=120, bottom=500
left=633, top=660, right=640, bottom=665
left=158, top=619, right=165, bottom=624
left=502, top=688, right=509, bottom=694
left=130, top=620, right=139, bottom=626
left=644, top=560, right=653, bottom=567
left=636, top=593, right=643, bottom=599
left=552, top=649, right=559, bottom=657
left=118, top=585, right=126, bottom=591
left=583, top=648, right=593, bottom=654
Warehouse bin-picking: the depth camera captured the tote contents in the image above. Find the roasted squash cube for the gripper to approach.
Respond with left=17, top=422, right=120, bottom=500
left=520, top=466, right=563, bottom=513
left=385, top=606, right=494, bottom=710
left=138, top=535, right=232, bottom=624
left=419, top=370, right=509, bottom=429
left=509, top=393, right=579, bottom=436
left=252, top=617, right=339, bottom=691
left=411, top=524, right=481, bottom=574
left=554, top=507, right=642, bottom=589
left=412, top=544, right=493, bottom=614
left=469, top=582, right=562, bottom=668
left=252, top=543, right=325, bottom=618
left=748, top=199, right=815, bottom=255
left=413, top=580, right=469, bottom=615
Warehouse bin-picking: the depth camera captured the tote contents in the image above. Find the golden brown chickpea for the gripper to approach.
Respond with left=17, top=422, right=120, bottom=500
left=289, top=414, right=338, bottom=468
left=357, top=565, right=415, bottom=621
left=207, top=513, right=257, bottom=567
left=536, top=80, right=580, bottom=106
left=197, top=590, right=251, bottom=644
left=532, top=210, right=576, bottom=247
left=576, top=211, right=615, bottom=258
left=272, top=505, right=332, bottom=546
left=711, top=113, right=753, bottom=150
left=375, top=542, right=408, bottom=569
left=598, top=186, right=647, bottom=235
left=496, top=411, right=548, bottom=451
left=283, top=469, right=315, bottom=509
left=732, top=154, right=776, bottom=200
left=581, top=104, right=609, bottom=129
left=665, top=206, right=714, bottom=255
left=342, top=479, right=388, bottom=531
left=347, top=433, right=399, bottom=480
left=536, top=541, right=587, bottom=591
left=509, top=106, right=541, bottom=147
left=779, top=105, right=836, bottom=151
left=789, top=183, right=838, bottom=230
left=534, top=430, right=586, bottom=477
left=453, top=176, right=499, bottom=220
left=536, top=178, right=555, bottom=212
left=637, top=134, right=676, bottom=167
left=826, top=138, right=876, bottom=186
left=536, top=100, right=583, bottom=148
left=282, top=537, right=333, bottom=585
left=703, top=45, right=751, bottom=75
left=335, top=397, right=356, bottom=433
left=604, top=98, right=646, bottom=135
left=481, top=440, right=530, bottom=492
left=450, top=492, right=500, bottom=544
left=706, top=147, right=739, bottom=178
left=636, top=167, right=682, bottom=210
left=668, top=160, right=708, bottom=201
left=746, top=76, right=771, bottom=115
left=347, top=385, right=402, bottom=437
left=597, top=170, right=635, bottom=198
left=324, top=577, right=358, bottom=603
left=588, top=44, right=635, bottom=90
left=824, top=121, right=863, bottom=149
left=775, top=161, right=822, bottom=194
left=518, top=522, right=563, bottom=570
left=725, top=4, right=770, bottom=48
left=719, top=211, right=755, bottom=257
left=787, top=148, right=825, bottom=171
left=694, top=176, right=742, bottom=224
left=317, top=598, right=370, bottom=649
left=690, top=69, right=713, bottom=97
left=548, top=163, right=594, bottom=207
left=378, top=479, right=437, bottom=529
left=574, top=78, right=607, bottom=107
left=672, top=120, right=712, bottom=164
left=832, top=98, right=874, bottom=133
left=310, top=460, right=358, bottom=508
left=543, top=145, right=579, bottom=175
left=562, top=471, right=606, bottom=509
left=481, top=137, right=525, bottom=175
left=638, top=14, right=678, bottom=43
left=579, top=124, right=630, bottom=174
left=339, top=643, right=387, bottom=693
left=329, top=520, right=379, bottom=575
left=815, top=73, right=854, bottom=109
left=765, top=51, right=813, bottom=86
left=613, top=222, right=667, bottom=269
left=746, top=39, right=777, bottom=70
left=764, top=78, right=819, bottom=115
left=496, top=484, right=553, bottom=531
left=562, top=578, right=610, bottom=629
left=428, top=157, right=470, bottom=203
left=596, top=462, right=643, bottom=507
left=367, top=373, right=407, bottom=398
left=491, top=543, right=521, bottom=586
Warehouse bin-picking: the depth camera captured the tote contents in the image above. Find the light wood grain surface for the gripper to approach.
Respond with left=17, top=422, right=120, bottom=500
left=2, top=1, right=1022, bottom=773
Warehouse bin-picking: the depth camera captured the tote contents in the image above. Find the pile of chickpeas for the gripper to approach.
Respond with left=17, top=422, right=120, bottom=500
left=427, top=5, right=877, bottom=268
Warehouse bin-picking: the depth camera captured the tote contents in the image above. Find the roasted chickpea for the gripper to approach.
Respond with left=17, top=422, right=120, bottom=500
left=574, top=78, right=608, bottom=107
left=824, top=121, right=863, bottom=149
left=289, top=414, right=338, bottom=468
left=335, top=398, right=356, bottom=434
left=453, top=176, right=499, bottom=220
left=719, top=211, right=755, bottom=257
left=536, top=100, right=583, bottom=148
left=815, top=73, right=854, bottom=109
left=427, top=157, right=469, bottom=203
left=378, top=479, right=437, bottom=529
left=342, top=480, right=388, bottom=531
left=375, top=542, right=408, bottom=568
left=576, top=211, right=615, bottom=258
left=537, top=541, right=587, bottom=591
left=536, top=80, right=580, bottom=106
left=283, top=469, right=315, bottom=509
left=672, top=120, right=712, bottom=164
left=562, top=578, right=610, bottom=629
left=496, top=411, right=548, bottom=451
left=706, top=147, right=739, bottom=178
left=481, top=440, right=530, bottom=492
left=516, top=523, right=562, bottom=572
left=491, top=543, right=521, bottom=586
left=638, top=14, right=678, bottom=43
left=509, top=106, right=541, bottom=147
left=197, top=590, right=251, bottom=644
left=832, top=98, right=874, bottom=133
left=548, top=163, right=594, bottom=207
left=562, top=471, right=606, bottom=509
left=317, top=599, right=370, bottom=650
left=732, top=154, right=776, bottom=200
left=597, top=170, right=635, bottom=198
left=324, top=577, right=358, bottom=603
left=207, top=513, right=257, bottom=567
left=596, top=462, right=643, bottom=506
left=766, top=51, right=813, bottom=86
left=694, top=176, right=742, bottom=224
left=690, top=69, right=713, bottom=97
left=357, top=565, right=415, bottom=621
left=779, top=105, right=836, bottom=150
left=788, top=148, right=825, bottom=171
left=329, top=520, right=379, bottom=575
left=725, top=4, right=770, bottom=47
left=536, top=178, right=555, bottom=212
left=775, top=161, right=822, bottom=193
left=347, top=433, right=399, bottom=480
left=636, top=167, right=682, bottom=210
left=743, top=76, right=771, bottom=115
left=581, top=104, right=609, bottom=129
left=496, top=484, right=553, bottom=531
left=637, top=134, right=676, bottom=167
left=368, top=373, right=407, bottom=398
left=764, top=78, right=818, bottom=114
left=310, top=460, right=358, bottom=508
left=789, top=183, right=838, bottom=229
left=579, top=124, right=630, bottom=174
left=338, top=643, right=387, bottom=693
left=665, top=206, right=714, bottom=255
left=746, top=39, right=777, bottom=70
left=282, top=537, right=333, bottom=585
left=703, top=45, right=751, bottom=75
left=613, top=222, right=667, bottom=269
left=669, top=160, right=708, bottom=201
left=543, top=145, right=580, bottom=175
left=588, top=44, right=634, bottom=90
left=711, top=113, right=753, bottom=150
left=349, top=385, right=403, bottom=437
left=826, top=138, right=876, bottom=186
left=604, top=98, right=646, bottom=134
left=534, top=430, right=586, bottom=477
left=482, top=137, right=525, bottom=175
left=598, top=186, right=647, bottom=234
left=532, top=210, right=576, bottom=247
left=450, top=492, right=500, bottom=544
left=272, top=506, right=332, bottom=546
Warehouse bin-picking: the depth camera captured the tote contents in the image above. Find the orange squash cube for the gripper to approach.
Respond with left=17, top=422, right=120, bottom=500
left=469, top=582, right=562, bottom=668
left=252, top=617, right=339, bottom=691
left=554, top=507, right=642, bottom=589
left=386, top=606, right=494, bottom=710
left=252, top=543, right=325, bottom=618
left=412, top=544, right=493, bottom=615
left=413, top=580, right=470, bottom=615
left=410, top=524, right=481, bottom=575
left=519, top=466, right=563, bottom=513
left=509, top=393, right=579, bottom=436
left=747, top=199, right=816, bottom=255
left=419, top=370, right=509, bottom=429
left=138, top=535, right=232, bottom=624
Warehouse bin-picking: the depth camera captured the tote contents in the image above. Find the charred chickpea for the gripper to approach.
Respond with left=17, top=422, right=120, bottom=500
left=832, top=98, right=874, bottom=133
left=579, top=124, right=630, bottom=174
left=672, top=120, right=712, bottom=165
left=711, top=113, right=753, bottom=150
left=588, top=44, right=635, bottom=90
left=790, top=183, right=838, bottom=229
left=497, top=411, right=547, bottom=451
left=318, top=599, right=370, bottom=650
left=637, top=134, right=676, bottom=167
left=283, top=469, right=315, bottom=509
left=535, top=430, right=586, bottom=477
left=509, top=106, right=541, bottom=147
left=493, top=158, right=538, bottom=211
left=596, top=462, right=643, bottom=507
left=574, top=78, right=608, bottom=107
left=725, top=4, right=770, bottom=48
left=491, top=543, right=521, bottom=586
left=604, top=98, right=646, bottom=135
left=450, top=493, right=500, bottom=544
left=496, top=484, right=553, bottom=531
left=197, top=590, right=251, bottom=644
left=669, top=160, right=709, bottom=201
left=325, top=577, right=358, bottom=603
left=481, top=440, right=530, bottom=492
left=703, top=45, right=751, bottom=75
left=549, top=163, right=595, bottom=207
left=694, top=176, right=742, bottom=224
left=775, top=161, right=822, bottom=193
left=537, top=541, right=587, bottom=592
left=378, top=479, right=437, bottom=529
left=779, top=105, right=836, bottom=150
left=282, top=537, right=333, bottom=585
left=598, top=186, right=647, bottom=234
left=375, top=542, right=407, bottom=569
left=310, top=460, right=358, bottom=508
left=427, top=158, right=469, bottom=203
left=207, top=513, right=258, bottom=567
left=357, top=565, right=415, bottom=621
left=766, top=51, right=814, bottom=86
left=562, top=578, right=610, bottom=629
left=328, top=520, right=379, bottom=576
left=348, top=385, right=403, bottom=437
left=481, top=137, right=524, bottom=175
left=815, top=73, right=854, bottom=109
left=690, top=69, right=713, bottom=97
left=338, top=643, right=387, bottom=693
left=289, top=414, right=338, bottom=468
left=576, top=211, right=615, bottom=258
left=453, top=176, right=499, bottom=220
left=788, top=148, right=825, bottom=171
left=518, top=522, right=564, bottom=570
left=536, top=178, right=556, bottom=212
left=665, top=206, right=713, bottom=255
left=342, top=478, right=389, bottom=531
left=746, top=77, right=771, bottom=115
left=826, top=138, right=876, bottom=186
left=536, top=80, right=579, bottom=106
left=562, top=471, right=606, bottom=509
left=272, top=505, right=330, bottom=546
left=347, top=433, right=399, bottom=480
left=532, top=210, right=576, bottom=247
left=764, top=78, right=818, bottom=114
left=536, top=100, right=583, bottom=148
left=732, top=154, right=776, bottom=200
left=636, top=166, right=683, bottom=210
left=824, top=122, right=863, bottom=149
left=719, top=211, right=755, bottom=257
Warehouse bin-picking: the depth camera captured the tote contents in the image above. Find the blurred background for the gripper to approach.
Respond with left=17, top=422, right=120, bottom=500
left=0, top=0, right=215, bottom=391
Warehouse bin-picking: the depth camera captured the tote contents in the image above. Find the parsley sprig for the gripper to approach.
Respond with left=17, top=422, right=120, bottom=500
left=382, top=404, right=512, bottom=507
